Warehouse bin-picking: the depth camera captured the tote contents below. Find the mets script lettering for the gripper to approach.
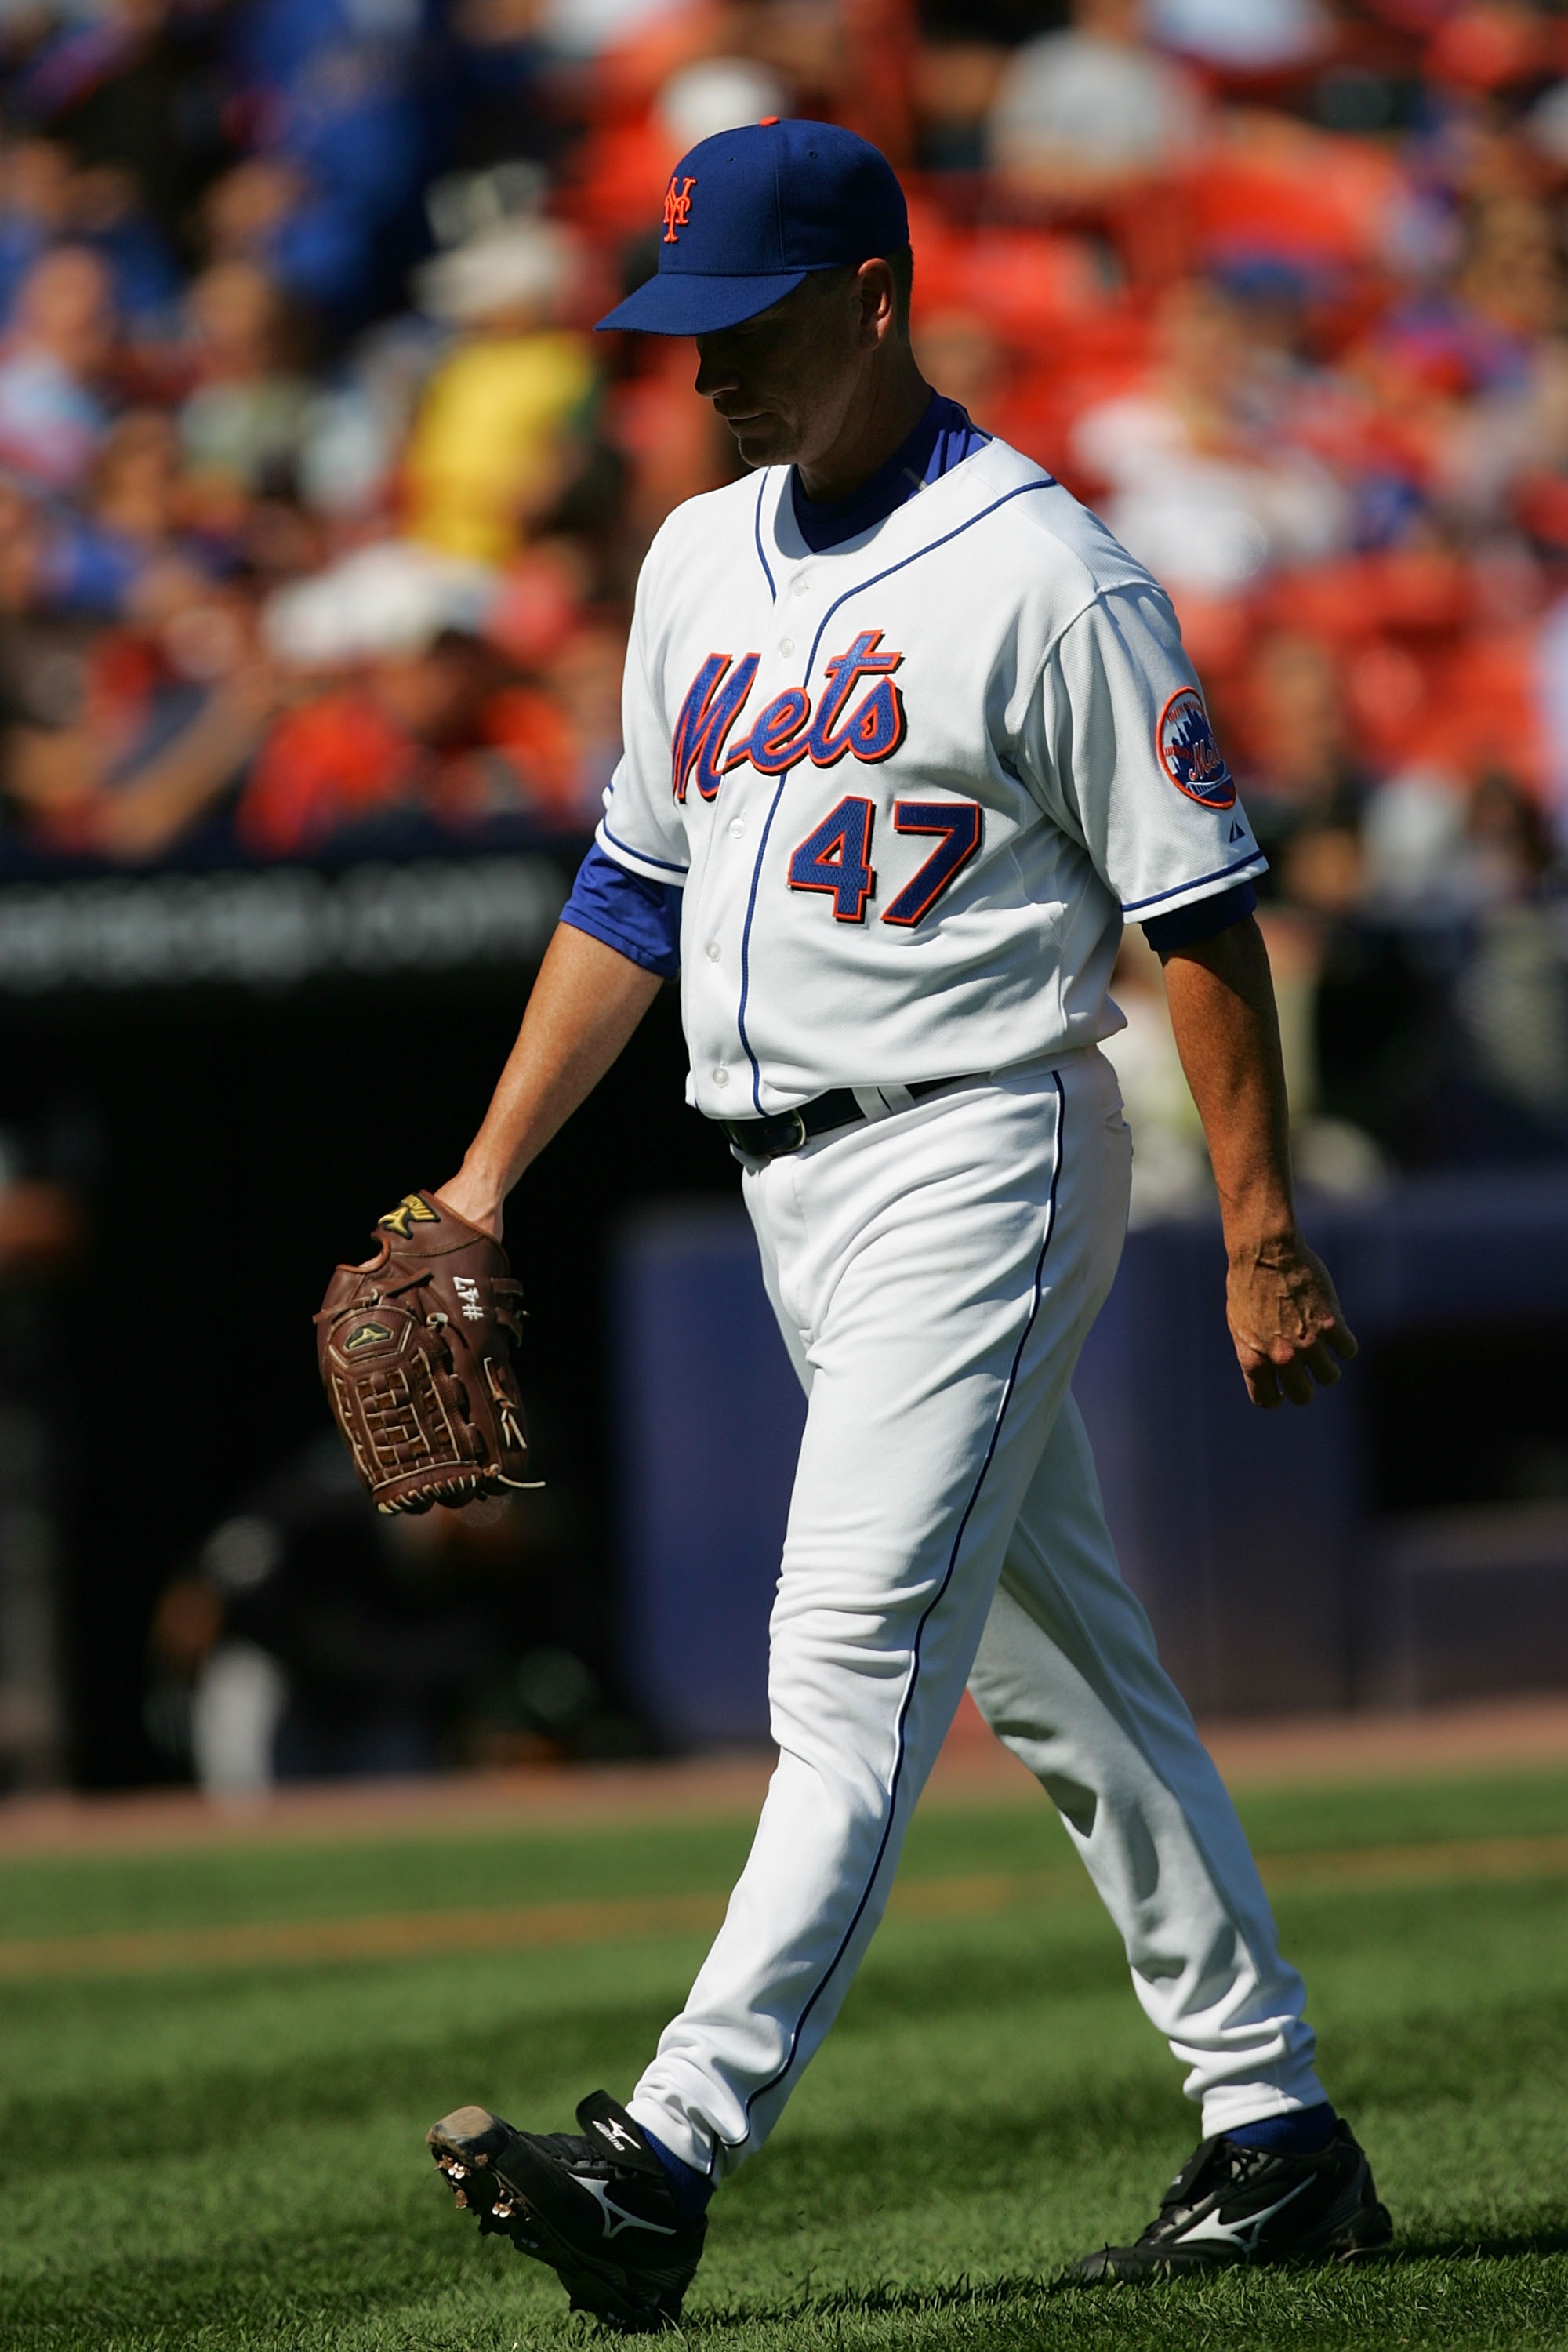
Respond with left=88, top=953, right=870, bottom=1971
left=671, top=631, right=907, bottom=802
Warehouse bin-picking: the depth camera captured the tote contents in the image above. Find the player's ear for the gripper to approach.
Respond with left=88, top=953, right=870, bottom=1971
left=855, top=258, right=898, bottom=344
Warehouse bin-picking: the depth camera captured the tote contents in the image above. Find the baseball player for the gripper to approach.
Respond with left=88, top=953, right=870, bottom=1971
left=417, top=122, right=1390, bottom=2328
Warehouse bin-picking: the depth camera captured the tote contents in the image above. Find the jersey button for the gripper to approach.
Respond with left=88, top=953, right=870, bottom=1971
left=779, top=637, right=795, bottom=657
left=706, top=941, right=721, bottom=963
left=712, top=1065, right=729, bottom=1087
left=728, top=817, right=746, bottom=839
left=791, top=575, right=810, bottom=597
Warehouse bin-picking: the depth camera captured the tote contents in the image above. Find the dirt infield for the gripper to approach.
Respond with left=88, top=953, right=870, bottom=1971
left=3, top=1691, right=1568, bottom=1860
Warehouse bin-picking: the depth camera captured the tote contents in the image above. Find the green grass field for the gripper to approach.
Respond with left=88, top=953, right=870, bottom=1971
left=4, top=1762, right=1568, bottom=2350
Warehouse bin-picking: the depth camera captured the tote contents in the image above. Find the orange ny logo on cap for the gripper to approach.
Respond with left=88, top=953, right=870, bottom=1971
left=662, top=174, right=696, bottom=244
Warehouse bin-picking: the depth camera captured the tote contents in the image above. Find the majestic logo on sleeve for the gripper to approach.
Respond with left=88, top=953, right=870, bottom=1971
left=662, top=176, right=696, bottom=242
left=1157, top=687, right=1236, bottom=810
left=671, top=630, right=906, bottom=801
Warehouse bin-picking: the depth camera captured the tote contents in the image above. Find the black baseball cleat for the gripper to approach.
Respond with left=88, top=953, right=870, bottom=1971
left=1071, top=2118, right=1392, bottom=2281
left=426, top=2090, right=706, bottom=2332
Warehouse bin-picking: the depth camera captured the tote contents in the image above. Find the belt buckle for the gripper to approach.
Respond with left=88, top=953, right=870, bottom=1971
left=776, top=1108, right=808, bottom=1156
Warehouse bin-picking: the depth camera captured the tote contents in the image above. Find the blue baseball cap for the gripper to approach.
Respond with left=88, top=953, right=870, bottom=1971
left=596, top=118, right=909, bottom=338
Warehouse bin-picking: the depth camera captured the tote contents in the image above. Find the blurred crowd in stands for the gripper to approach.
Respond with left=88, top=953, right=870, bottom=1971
left=0, top=0, right=1559, bottom=1165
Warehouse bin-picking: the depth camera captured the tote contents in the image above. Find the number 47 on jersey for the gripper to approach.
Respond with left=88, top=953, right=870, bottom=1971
left=788, top=799, right=983, bottom=927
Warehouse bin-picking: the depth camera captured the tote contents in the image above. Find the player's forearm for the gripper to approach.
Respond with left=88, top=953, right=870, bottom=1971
left=439, top=924, right=662, bottom=1235
left=1160, top=917, right=1356, bottom=1406
left=1159, top=916, right=1296, bottom=1248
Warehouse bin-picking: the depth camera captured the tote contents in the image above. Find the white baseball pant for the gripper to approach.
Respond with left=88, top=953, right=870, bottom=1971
left=628, top=1047, right=1324, bottom=2182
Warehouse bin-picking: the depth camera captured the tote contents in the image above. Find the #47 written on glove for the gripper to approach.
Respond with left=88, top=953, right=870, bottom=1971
left=315, top=1190, right=537, bottom=1514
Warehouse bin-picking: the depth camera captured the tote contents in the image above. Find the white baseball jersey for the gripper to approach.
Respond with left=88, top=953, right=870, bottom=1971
left=596, top=432, right=1265, bottom=1119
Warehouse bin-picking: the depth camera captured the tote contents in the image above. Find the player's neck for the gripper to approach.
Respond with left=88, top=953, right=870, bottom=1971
left=795, top=356, right=933, bottom=506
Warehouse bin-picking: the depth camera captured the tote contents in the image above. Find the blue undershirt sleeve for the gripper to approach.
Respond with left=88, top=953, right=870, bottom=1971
left=1141, top=879, right=1257, bottom=956
left=559, top=842, right=682, bottom=979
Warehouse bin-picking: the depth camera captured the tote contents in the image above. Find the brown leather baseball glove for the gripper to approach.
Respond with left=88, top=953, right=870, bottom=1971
left=315, top=1190, right=534, bottom=1514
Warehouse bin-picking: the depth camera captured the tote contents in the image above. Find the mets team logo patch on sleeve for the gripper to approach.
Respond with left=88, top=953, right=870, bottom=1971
left=1157, top=688, right=1236, bottom=810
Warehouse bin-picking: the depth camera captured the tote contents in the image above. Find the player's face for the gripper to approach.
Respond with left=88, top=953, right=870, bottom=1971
left=693, top=267, right=887, bottom=473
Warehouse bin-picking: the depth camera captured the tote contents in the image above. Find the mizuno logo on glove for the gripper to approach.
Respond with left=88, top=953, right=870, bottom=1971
left=379, top=1193, right=439, bottom=1237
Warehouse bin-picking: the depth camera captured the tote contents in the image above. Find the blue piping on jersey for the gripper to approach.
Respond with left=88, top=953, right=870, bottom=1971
left=735, top=773, right=788, bottom=1111
left=728, top=1067, right=1068, bottom=2147
left=734, top=476, right=1056, bottom=1112
left=803, top=478, right=1054, bottom=677
left=1121, top=849, right=1265, bottom=915
left=601, top=820, right=689, bottom=877
left=753, top=475, right=776, bottom=599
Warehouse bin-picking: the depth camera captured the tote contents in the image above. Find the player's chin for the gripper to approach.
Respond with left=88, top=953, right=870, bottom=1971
left=728, top=416, right=796, bottom=467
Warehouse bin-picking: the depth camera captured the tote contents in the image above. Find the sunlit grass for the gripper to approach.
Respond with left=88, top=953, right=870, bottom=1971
left=2, top=1767, right=1566, bottom=2348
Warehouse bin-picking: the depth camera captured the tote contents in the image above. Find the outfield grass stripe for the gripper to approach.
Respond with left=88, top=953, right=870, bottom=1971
left=0, top=1889, right=729, bottom=1978
left=806, top=1833, right=1568, bottom=1914
left=1260, top=1830, right=1568, bottom=1892
left=2, top=1831, right=1568, bottom=1982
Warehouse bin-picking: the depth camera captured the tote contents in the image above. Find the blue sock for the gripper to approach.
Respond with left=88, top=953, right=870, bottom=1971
left=1225, top=2103, right=1338, bottom=2154
left=641, top=2125, right=714, bottom=2223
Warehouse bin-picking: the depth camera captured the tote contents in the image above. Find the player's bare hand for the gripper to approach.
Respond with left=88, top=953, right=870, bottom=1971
left=1225, top=1232, right=1357, bottom=1410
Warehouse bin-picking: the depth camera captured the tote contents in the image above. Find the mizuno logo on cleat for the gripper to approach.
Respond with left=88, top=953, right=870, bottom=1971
left=577, top=2179, right=677, bottom=2240
left=1174, top=2178, right=1312, bottom=2252
left=593, top=2117, right=640, bottom=2154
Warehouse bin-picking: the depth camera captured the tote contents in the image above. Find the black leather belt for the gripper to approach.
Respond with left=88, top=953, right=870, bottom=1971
left=718, top=1075, right=980, bottom=1163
